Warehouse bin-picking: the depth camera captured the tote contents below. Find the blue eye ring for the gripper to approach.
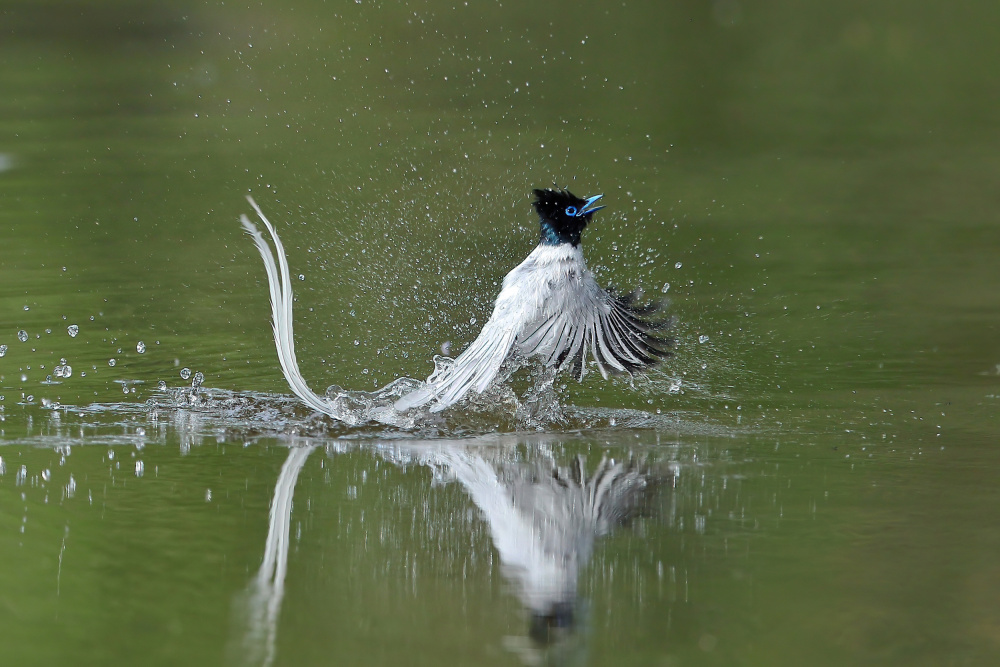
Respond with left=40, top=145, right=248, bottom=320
left=565, top=206, right=578, bottom=217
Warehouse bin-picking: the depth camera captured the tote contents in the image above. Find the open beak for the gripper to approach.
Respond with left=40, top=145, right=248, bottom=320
left=580, top=194, right=605, bottom=216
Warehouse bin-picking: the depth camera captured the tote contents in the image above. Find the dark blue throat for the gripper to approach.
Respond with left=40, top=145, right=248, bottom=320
left=539, top=220, right=583, bottom=246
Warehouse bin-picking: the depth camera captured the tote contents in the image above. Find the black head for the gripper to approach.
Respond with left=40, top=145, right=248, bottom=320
left=532, top=188, right=605, bottom=246
left=528, top=603, right=575, bottom=644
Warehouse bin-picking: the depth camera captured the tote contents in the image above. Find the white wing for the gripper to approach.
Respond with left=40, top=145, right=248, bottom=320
left=394, top=260, right=535, bottom=412
left=517, top=262, right=672, bottom=381
left=394, top=244, right=671, bottom=413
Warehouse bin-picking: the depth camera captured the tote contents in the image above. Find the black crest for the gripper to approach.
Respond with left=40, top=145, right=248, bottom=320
left=532, top=188, right=601, bottom=246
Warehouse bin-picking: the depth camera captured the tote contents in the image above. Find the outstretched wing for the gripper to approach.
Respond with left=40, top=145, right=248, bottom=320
left=394, top=244, right=672, bottom=414
left=393, top=316, right=520, bottom=413
left=517, top=271, right=672, bottom=381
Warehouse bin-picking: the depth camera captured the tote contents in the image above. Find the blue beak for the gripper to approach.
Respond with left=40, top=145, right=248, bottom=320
left=580, top=194, right=605, bottom=216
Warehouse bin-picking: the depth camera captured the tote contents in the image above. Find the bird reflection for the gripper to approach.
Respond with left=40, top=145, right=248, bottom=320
left=235, top=437, right=665, bottom=666
left=375, top=439, right=667, bottom=645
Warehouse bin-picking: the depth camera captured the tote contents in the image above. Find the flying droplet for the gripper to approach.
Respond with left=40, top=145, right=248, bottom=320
left=179, top=367, right=192, bottom=380
left=17, top=330, right=28, bottom=342
left=192, top=371, right=204, bottom=388
left=67, top=325, right=79, bottom=337
left=674, top=262, right=683, bottom=269
left=108, top=358, right=116, bottom=367
left=0, top=345, right=6, bottom=357
left=699, top=335, right=710, bottom=344
left=136, top=341, right=146, bottom=354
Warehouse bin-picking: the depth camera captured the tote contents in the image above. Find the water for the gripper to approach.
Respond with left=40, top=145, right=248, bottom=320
left=3, top=1, right=1000, bottom=665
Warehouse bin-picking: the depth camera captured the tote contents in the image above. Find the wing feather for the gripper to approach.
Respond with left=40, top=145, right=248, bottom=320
left=394, top=243, right=673, bottom=414
left=520, top=270, right=672, bottom=382
left=394, top=315, right=520, bottom=413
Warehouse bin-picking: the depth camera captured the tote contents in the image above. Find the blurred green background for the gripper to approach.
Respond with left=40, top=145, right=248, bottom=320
left=1, top=0, right=999, bottom=665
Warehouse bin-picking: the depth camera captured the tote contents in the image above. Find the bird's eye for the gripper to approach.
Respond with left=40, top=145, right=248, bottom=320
left=564, top=206, right=578, bottom=217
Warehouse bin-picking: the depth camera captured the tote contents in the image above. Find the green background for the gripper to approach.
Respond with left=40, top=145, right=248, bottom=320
left=1, top=0, right=998, bottom=665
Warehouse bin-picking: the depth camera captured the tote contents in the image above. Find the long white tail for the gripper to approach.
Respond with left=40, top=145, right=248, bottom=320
left=240, top=196, right=334, bottom=415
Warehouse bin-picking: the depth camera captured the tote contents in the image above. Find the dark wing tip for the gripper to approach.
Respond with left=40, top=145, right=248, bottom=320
left=601, top=290, right=675, bottom=374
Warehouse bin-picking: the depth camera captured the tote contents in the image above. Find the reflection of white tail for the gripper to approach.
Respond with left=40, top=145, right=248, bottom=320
left=241, top=197, right=332, bottom=415
left=235, top=444, right=316, bottom=667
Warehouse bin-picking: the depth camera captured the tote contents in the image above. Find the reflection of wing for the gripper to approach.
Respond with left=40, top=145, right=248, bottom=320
left=409, top=445, right=659, bottom=617
left=394, top=243, right=672, bottom=413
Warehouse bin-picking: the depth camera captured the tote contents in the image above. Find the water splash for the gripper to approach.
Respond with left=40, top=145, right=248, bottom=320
left=239, top=197, right=653, bottom=432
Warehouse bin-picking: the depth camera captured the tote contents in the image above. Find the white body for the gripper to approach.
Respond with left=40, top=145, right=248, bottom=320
left=395, top=243, right=657, bottom=413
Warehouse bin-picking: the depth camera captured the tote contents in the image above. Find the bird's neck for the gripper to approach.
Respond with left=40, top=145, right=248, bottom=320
left=539, top=220, right=582, bottom=247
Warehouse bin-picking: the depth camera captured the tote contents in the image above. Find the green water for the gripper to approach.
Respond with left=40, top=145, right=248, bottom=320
left=2, top=0, right=999, bottom=665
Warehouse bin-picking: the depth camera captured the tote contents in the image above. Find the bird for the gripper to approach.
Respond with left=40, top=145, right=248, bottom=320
left=394, top=188, right=672, bottom=413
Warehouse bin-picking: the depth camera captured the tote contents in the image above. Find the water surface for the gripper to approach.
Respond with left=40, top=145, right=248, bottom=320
left=1, top=1, right=999, bottom=665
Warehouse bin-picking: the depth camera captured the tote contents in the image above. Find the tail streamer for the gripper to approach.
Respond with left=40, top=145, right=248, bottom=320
left=240, top=196, right=335, bottom=416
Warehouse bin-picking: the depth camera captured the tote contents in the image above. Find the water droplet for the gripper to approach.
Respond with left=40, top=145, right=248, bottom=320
left=205, top=488, right=212, bottom=502
left=698, top=335, right=710, bottom=344
left=23, top=305, right=30, bottom=311
left=674, top=262, right=683, bottom=269
left=179, top=367, right=192, bottom=380
left=108, top=358, right=116, bottom=367
left=297, top=274, right=305, bottom=281
left=135, top=461, right=144, bottom=477
left=0, top=345, right=6, bottom=357
left=470, top=316, right=477, bottom=325
left=157, top=380, right=167, bottom=391
left=63, top=365, right=72, bottom=378
left=16, top=465, right=27, bottom=485
left=67, top=325, right=79, bottom=337
left=136, top=341, right=146, bottom=354
left=41, top=469, right=51, bottom=482
left=17, top=330, right=27, bottom=342
left=661, top=282, right=670, bottom=293
left=192, top=372, right=204, bottom=388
